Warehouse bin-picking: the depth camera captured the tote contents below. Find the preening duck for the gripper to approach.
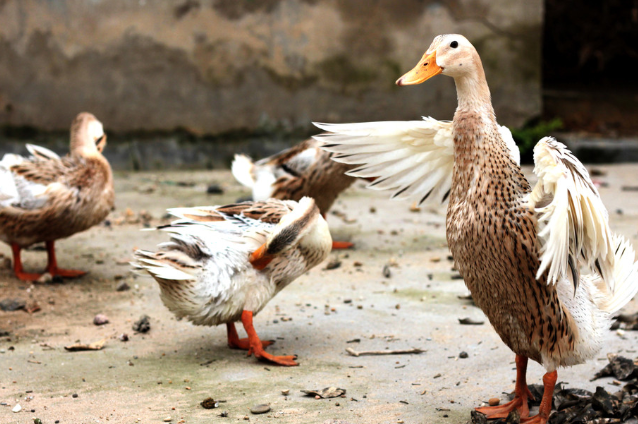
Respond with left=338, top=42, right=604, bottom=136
left=316, top=34, right=638, bottom=423
left=232, top=138, right=359, bottom=249
left=0, top=112, right=114, bottom=280
left=132, top=197, right=331, bottom=366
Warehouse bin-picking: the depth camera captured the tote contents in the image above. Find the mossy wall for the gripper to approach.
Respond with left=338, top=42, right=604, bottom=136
left=0, top=0, right=542, bottom=134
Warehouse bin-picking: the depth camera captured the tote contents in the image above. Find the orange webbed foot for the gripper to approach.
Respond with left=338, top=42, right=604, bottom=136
left=48, top=268, right=87, bottom=278
left=475, top=396, right=529, bottom=419
left=14, top=271, right=44, bottom=282
left=250, top=348, right=299, bottom=366
left=331, top=241, right=354, bottom=250
left=229, top=338, right=273, bottom=351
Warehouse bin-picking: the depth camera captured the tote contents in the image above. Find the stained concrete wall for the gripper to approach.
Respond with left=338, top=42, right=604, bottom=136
left=0, top=0, right=542, bottom=134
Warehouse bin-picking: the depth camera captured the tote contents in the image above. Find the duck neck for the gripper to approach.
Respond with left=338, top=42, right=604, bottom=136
left=450, top=72, right=524, bottom=203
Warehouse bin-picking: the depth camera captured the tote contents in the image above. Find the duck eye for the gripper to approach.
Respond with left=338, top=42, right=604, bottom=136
left=450, top=41, right=458, bottom=48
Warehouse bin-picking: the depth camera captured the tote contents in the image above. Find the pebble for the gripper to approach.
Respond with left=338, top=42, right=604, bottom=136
left=12, top=403, right=21, bottom=412
left=206, top=184, right=224, bottom=194
left=0, top=298, right=26, bottom=312
left=488, top=398, right=500, bottom=406
left=281, top=389, right=290, bottom=395
left=119, top=333, right=130, bottom=342
left=250, top=404, right=271, bottom=414
left=93, top=314, right=109, bottom=326
left=36, top=273, right=53, bottom=284
left=116, top=281, right=130, bottom=292
left=133, top=315, right=151, bottom=333
left=200, top=397, right=218, bottom=409
left=72, top=393, right=78, bottom=398
left=459, top=351, right=469, bottom=359
left=163, top=417, right=172, bottom=422
left=382, top=264, right=391, bottom=278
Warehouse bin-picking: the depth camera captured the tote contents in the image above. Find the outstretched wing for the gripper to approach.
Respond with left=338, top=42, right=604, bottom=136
left=528, top=137, right=615, bottom=291
left=314, top=118, right=455, bottom=205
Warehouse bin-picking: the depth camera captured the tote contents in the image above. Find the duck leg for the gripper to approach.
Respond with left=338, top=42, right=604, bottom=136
left=521, top=371, right=556, bottom=424
left=45, top=241, right=86, bottom=278
left=11, top=243, right=42, bottom=281
left=476, top=355, right=534, bottom=419
left=240, top=310, right=298, bottom=366
left=226, top=322, right=273, bottom=350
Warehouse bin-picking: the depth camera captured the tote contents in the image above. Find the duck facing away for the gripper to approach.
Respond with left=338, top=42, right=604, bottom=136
left=232, top=138, right=358, bottom=249
left=132, top=197, right=331, bottom=366
left=0, top=112, right=114, bottom=281
left=317, top=34, right=638, bottom=423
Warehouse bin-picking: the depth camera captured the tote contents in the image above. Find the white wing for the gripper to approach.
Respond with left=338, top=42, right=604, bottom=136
left=314, top=117, right=455, bottom=204
left=528, top=137, right=615, bottom=290
left=26, top=144, right=60, bottom=161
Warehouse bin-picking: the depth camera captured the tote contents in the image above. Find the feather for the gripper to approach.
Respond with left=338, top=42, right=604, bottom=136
left=528, top=137, right=615, bottom=292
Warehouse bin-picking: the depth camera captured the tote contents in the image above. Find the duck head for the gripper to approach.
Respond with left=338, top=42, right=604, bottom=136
left=70, top=112, right=107, bottom=156
left=396, top=34, right=482, bottom=85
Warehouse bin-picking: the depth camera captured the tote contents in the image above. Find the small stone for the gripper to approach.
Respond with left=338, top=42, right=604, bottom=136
left=118, top=333, right=129, bottom=342
left=281, top=389, right=290, bottom=395
left=325, top=259, right=341, bottom=270
left=220, top=411, right=229, bottom=417
left=0, top=298, right=26, bottom=311
left=459, top=351, right=469, bottom=359
left=12, top=403, right=21, bottom=412
left=72, top=393, right=78, bottom=398
left=133, top=315, right=151, bottom=333
left=163, top=417, right=172, bottom=422
left=116, top=281, right=130, bottom=292
left=250, top=404, right=271, bottom=414
left=395, top=304, right=401, bottom=310
left=353, top=261, right=363, bottom=267
left=93, top=314, right=109, bottom=326
left=369, top=206, right=376, bottom=213
left=488, top=398, right=500, bottom=406
left=382, top=264, right=391, bottom=278
left=36, top=273, right=53, bottom=284
left=201, top=397, right=218, bottom=409
left=206, top=184, right=224, bottom=194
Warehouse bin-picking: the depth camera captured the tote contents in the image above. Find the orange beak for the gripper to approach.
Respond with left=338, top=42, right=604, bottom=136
left=396, top=51, right=442, bottom=86
left=249, top=244, right=274, bottom=271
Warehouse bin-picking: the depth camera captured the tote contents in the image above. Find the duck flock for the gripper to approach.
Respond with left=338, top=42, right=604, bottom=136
left=1, top=34, right=637, bottom=424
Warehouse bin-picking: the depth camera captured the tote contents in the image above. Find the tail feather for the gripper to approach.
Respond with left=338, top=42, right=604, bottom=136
left=232, top=154, right=255, bottom=188
left=594, top=234, right=638, bottom=314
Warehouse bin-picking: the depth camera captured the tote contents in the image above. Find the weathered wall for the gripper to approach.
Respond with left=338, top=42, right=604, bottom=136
left=0, top=0, right=542, bottom=133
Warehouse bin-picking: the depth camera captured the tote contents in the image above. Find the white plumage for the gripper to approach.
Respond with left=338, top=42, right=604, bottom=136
left=315, top=117, right=519, bottom=205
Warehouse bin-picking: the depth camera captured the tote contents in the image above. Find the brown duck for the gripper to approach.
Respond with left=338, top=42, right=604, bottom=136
left=0, top=112, right=114, bottom=280
left=317, top=34, right=638, bottom=423
left=232, top=138, right=358, bottom=249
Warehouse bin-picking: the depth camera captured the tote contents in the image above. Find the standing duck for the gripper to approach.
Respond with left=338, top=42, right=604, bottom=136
left=132, top=197, right=331, bottom=366
left=232, top=138, right=364, bottom=249
left=316, top=34, right=638, bottom=423
left=0, top=112, right=114, bottom=281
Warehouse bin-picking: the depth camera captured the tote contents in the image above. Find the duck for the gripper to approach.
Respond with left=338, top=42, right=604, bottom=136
left=0, top=112, right=114, bottom=281
left=315, top=34, right=638, bottom=423
left=232, top=138, right=361, bottom=249
left=132, top=197, right=331, bottom=366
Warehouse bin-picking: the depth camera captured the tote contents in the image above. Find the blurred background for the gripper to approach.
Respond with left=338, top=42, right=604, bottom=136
left=0, top=0, right=636, bottom=168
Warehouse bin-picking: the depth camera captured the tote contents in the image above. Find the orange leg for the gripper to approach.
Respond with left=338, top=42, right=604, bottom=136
left=45, top=241, right=86, bottom=278
left=240, top=310, right=298, bottom=366
left=11, top=243, right=42, bottom=281
left=521, top=371, right=556, bottom=424
left=476, top=355, right=534, bottom=419
left=226, top=322, right=273, bottom=351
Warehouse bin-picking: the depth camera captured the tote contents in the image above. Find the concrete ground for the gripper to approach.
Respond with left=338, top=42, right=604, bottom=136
left=1, top=165, right=638, bottom=424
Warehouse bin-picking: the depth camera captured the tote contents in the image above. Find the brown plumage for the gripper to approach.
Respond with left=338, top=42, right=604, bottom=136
left=232, top=138, right=356, bottom=215
left=0, top=112, right=114, bottom=280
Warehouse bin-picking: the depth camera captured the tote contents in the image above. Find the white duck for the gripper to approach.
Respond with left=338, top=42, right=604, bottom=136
left=315, top=34, right=638, bottom=423
left=132, top=197, right=331, bottom=366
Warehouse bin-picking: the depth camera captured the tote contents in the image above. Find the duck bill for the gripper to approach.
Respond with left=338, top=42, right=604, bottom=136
left=396, top=51, right=442, bottom=86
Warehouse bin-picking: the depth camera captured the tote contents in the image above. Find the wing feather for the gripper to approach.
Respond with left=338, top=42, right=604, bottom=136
left=314, top=118, right=454, bottom=205
left=528, top=137, right=615, bottom=291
